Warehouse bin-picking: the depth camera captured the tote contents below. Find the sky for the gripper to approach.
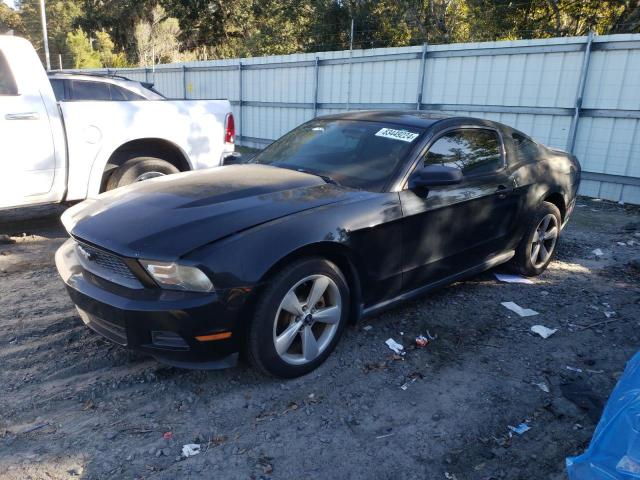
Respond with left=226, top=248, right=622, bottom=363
left=3, top=0, right=16, bottom=9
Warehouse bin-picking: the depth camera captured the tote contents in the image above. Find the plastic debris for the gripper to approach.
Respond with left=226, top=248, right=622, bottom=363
left=362, top=325, right=373, bottom=331
left=592, top=248, right=604, bottom=257
left=508, top=423, right=531, bottom=435
left=385, top=338, right=404, bottom=355
left=400, top=378, right=417, bottom=390
left=181, top=444, right=201, bottom=458
left=501, top=301, right=539, bottom=317
left=617, top=242, right=628, bottom=246
left=163, top=431, right=173, bottom=440
left=494, top=272, right=534, bottom=284
left=566, top=366, right=583, bottom=373
left=535, top=382, right=550, bottom=393
left=415, top=335, right=429, bottom=348
left=567, top=351, right=640, bottom=479
left=531, top=325, right=558, bottom=339
left=604, top=311, right=616, bottom=319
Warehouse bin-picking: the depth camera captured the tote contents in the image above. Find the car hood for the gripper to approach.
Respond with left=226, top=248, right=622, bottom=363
left=64, top=164, right=357, bottom=259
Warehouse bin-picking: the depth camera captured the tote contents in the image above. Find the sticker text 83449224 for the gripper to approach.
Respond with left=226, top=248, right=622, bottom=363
left=375, top=128, right=420, bottom=143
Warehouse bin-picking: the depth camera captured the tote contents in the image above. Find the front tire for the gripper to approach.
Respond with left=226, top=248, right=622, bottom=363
left=105, top=156, right=179, bottom=191
left=510, top=201, right=561, bottom=276
left=246, top=258, right=350, bottom=378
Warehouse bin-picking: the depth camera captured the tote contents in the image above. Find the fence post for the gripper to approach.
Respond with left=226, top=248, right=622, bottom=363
left=567, top=31, right=594, bottom=153
left=144, top=68, right=149, bottom=83
left=416, top=42, right=428, bottom=110
left=313, top=56, right=320, bottom=117
left=182, top=65, right=187, bottom=99
left=238, top=62, right=243, bottom=145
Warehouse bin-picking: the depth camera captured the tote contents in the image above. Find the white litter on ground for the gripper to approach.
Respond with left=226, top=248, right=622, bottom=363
left=592, top=248, right=604, bottom=257
left=501, top=301, right=539, bottom=317
left=535, top=382, right=550, bottom=393
left=362, top=325, right=373, bottom=331
left=604, top=311, right=616, bottom=319
left=494, top=272, right=534, bottom=284
left=182, top=444, right=201, bottom=458
left=508, top=423, right=531, bottom=435
left=566, top=366, right=583, bottom=373
left=617, top=242, right=627, bottom=246
left=531, top=325, right=558, bottom=339
left=385, top=338, right=404, bottom=355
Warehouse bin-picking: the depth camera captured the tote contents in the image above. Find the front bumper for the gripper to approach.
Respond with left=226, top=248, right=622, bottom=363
left=55, top=238, right=253, bottom=368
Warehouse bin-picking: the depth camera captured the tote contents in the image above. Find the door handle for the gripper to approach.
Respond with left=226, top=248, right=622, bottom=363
left=5, top=112, right=40, bottom=120
left=495, top=185, right=514, bottom=199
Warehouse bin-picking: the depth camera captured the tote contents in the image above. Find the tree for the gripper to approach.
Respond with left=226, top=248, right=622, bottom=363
left=0, top=3, right=24, bottom=35
left=66, top=28, right=101, bottom=68
left=17, top=0, right=83, bottom=67
left=95, top=30, right=129, bottom=67
left=134, top=5, right=181, bottom=66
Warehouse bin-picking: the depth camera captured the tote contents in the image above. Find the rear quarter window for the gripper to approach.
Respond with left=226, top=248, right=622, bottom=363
left=0, top=50, right=18, bottom=96
left=110, top=84, right=145, bottom=101
left=512, top=133, right=540, bottom=163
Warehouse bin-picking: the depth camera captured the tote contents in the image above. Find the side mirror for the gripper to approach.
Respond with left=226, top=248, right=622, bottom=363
left=408, top=164, right=463, bottom=190
left=222, top=151, right=244, bottom=165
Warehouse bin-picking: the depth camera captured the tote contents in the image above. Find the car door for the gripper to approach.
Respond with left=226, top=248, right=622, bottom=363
left=399, top=126, right=520, bottom=291
left=0, top=48, right=57, bottom=206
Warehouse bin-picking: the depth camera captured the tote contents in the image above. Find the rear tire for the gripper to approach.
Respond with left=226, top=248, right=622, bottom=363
left=509, top=201, right=562, bottom=276
left=246, top=258, right=350, bottom=378
left=105, top=156, right=179, bottom=191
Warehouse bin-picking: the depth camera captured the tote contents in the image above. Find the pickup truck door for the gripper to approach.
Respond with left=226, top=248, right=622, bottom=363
left=0, top=48, right=56, bottom=206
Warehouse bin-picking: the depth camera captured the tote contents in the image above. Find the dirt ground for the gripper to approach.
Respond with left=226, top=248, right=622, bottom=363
left=1, top=199, right=639, bottom=480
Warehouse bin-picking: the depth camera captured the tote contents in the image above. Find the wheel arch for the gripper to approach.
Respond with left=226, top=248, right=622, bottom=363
left=541, top=190, right=566, bottom=221
left=258, top=242, right=364, bottom=325
left=98, top=138, right=192, bottom=193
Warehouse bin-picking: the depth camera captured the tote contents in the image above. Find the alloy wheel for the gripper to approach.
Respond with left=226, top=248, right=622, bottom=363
left=530, top=213, right=559, bottom=268
left=272, top=274, right=342, bottom=365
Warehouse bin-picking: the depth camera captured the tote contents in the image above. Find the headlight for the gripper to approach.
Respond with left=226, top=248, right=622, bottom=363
left=139, top=260, right=214, bottom=292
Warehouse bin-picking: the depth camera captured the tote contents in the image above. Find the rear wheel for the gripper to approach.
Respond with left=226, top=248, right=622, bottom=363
left=246, top=258, right=350, bottom=378
left=105, top=156, right=179, bottom=191
left=510, top=201, right=561, bottom=276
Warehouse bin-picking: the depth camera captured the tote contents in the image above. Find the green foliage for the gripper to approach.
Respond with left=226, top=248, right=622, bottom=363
left=7, top=0, right=640, bottom=67
left=134, top=5, right=181, bottom=66
left=66, top=27, right=101, bottom=68
left=0, top=3, right=24, bottom=35
left=95, top=30, right=129, bottom=68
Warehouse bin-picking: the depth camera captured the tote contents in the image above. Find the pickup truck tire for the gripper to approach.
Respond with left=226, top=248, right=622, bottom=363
left=106, top=157, right=180, bottom=191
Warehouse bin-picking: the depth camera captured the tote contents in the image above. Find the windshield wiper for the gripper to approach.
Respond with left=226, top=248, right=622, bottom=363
left=290, top=167, right=340, bottom=186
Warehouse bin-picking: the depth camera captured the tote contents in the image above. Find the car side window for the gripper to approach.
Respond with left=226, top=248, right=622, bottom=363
left=512, top=133, right=539, bottom=163
left=70, top=80, right=111, bottom=101
left=424, top=129, right=503, bottom=177
left=0, top=51, right=18, bottom=96
left=110, top=84, right=145, bottom=101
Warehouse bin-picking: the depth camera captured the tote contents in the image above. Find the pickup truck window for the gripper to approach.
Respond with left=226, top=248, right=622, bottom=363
left=110, top=84, right=145, bottom=101
left=0, top=51, right=18, bottom=96
left=70, top=80, right=111, bottom=101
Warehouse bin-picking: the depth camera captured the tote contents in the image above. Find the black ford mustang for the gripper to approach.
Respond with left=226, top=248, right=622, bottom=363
left=56, top=111, right=580, bottom=377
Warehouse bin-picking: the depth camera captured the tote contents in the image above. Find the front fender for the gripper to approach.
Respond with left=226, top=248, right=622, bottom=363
left=186, top=192, right=404, bottom=306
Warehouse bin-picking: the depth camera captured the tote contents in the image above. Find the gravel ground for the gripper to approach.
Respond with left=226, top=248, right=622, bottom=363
left=1, top=198, right=639, bottom=480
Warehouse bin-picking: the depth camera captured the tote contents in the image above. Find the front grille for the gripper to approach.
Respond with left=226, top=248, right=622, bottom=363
left=76, top=307, right=127, bottom=346
left=74, top=240, right=143, bottom=289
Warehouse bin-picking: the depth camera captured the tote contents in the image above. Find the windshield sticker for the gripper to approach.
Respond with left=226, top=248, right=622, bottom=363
left=375, top=128, right=419, bottom=143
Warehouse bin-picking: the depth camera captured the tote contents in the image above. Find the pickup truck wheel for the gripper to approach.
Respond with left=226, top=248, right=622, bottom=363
left=106, top=157, right=179, bottom=191
left=509, top=201, right=561, bottom=277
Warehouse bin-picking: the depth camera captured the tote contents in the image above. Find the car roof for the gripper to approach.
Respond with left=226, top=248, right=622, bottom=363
left=317, top=110, right=460, bottom=129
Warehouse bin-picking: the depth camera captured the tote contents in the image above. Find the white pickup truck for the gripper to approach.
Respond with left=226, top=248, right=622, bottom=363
left=0, top=35, right=235, bottom=210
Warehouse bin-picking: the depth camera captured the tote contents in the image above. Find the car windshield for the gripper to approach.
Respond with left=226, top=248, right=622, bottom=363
left=250, top=119, right=424, bottom=191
